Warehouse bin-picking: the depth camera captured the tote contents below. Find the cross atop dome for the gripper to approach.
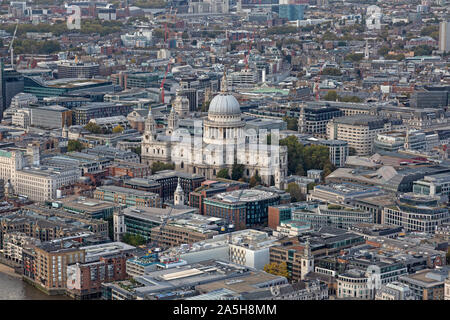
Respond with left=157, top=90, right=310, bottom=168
left=221, top=68, right=228, bottom=93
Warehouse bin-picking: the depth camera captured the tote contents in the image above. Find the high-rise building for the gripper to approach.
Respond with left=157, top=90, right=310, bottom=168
left=278, top=1, right=305, bottom=21
left=0, top=62, right=25, bottom=121
left=439, top=21, right=450, bottom=53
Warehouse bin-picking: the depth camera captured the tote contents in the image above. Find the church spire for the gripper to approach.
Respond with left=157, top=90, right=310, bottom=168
left=174, top=177, right=185, bottom=206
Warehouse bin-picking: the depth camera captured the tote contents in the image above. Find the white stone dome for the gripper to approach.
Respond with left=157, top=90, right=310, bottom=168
left=208, top=93, right=241, bottom=116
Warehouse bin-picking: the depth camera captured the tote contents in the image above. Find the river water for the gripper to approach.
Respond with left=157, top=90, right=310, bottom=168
left=0, top=271, right=70, bottom=300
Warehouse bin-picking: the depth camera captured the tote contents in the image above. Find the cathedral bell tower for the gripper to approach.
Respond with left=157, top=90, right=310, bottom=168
left=166, top=107, right=179, bottom=136
left=144, top=108, right=157, bottom=141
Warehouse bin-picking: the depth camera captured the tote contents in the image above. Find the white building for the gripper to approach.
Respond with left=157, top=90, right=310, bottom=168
left=160, top=229, right=278, bottom=270
left=375, top=282, right=417, bottom=300
left=0, top=149, right=81, bottom=202
left=141, top=74, right=288, bottom=187
left=121, top=29, right=152, bottom=48
left=11, top=108, right=31, bottom=128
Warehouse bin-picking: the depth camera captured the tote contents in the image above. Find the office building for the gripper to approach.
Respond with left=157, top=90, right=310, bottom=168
left=31, top=105, right=72, bottom=129
left=149, top=214, right=225, bottom=249
left=203, top=189, right=284, bottom=230
left=94, top=185, right=161, bottom=208
left=72, top=103, right=134, bottom=126
left=375, top=282, right=417, bottom=300
left=57, top=61, right=100, bottom=79
left=439, top=21, right=450, bottom=53
left=327, top=116, right=405, bottom=156
left=113, top=206, right=196, bottom=242
left=278, top=1, right=305, bottom=21
left=0, top=63, right=25, bottom=120
left=298, top=105, right=343, bottom=137
left=382, top=193, right=449, bottom=233
left=399, top=268, right=448, bottom=300
left=413, top=173, right=450, bottom=201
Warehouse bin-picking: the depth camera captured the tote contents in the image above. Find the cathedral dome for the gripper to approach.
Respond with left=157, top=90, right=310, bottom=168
left=208, top=93, right=241, bottom=116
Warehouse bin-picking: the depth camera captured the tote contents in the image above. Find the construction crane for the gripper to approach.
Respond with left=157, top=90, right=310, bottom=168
left=244, top=30, right=255, bottom=71
left=314, top=66, right=324, bottom=101
left=160, top=60, right=171, bottom=103
left=148, top=205, right=175, bottom=252
left=8, top=20, right=19, bottom=69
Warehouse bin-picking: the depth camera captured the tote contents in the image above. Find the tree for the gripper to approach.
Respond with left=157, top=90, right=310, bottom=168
left=201, top=100, right=211, bottom=112
left=324, top=90, right=339, bottom=101
left=151, top=161, right=174, bottom=173
left=67, top=140, right=83, bottom=152
left=216, top=168, right=230, bottom=179
left=378, top=46, right=390, bottom=57
left=348, top=147, right=357, bottom=156
left=263, top=262, right=290, bottom=278
left=280, top=137, right=332, bottom=176
left=413, top=45, right=433, bottom=56
left=286, top=182, right=304, bottom=202
left=231, top=163, right=245, bottom=181
left=84, top=122, right=103, bottom=134
left=121, top=233, right=146, bottom=246
left=345, top=53, right=364, bottom=62
left=249, top=174, right=261, bottom=187
left=323, top=161, right=335, bottom=177
left=112, top=125, right=124, bottom=133
left=321, top=67, right=342, bottom=76
left=283, top=116, right=298, bottom=131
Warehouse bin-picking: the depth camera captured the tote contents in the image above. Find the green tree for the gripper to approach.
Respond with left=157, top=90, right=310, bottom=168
left=67, top=140, right=83, bottom=152
left=286, top=182, right=304, bottom=202
left=231, top=163, right=245, bottom=181
left=216, top=168, right=230, bottom=179
left=321, top=67, right=342, bottom=76
left=324, top=90, right=339, bottom=101
left=151, top=161, right=175, bottom=173
left=201, top=100, right=211, bottom=112
left=283, top=116, right=298, bottom=131
left=84, top=122, right=103, bottom=134
left=249, top=174, right=262, bottom=187
left=280, top=137, right=332, bottom=176
left=345, top=53, right=364, bottom=62
left=378, top=46, right=390, bottom=57
left=413, top=45, right=433, bottom=56
left=122, top=233, right=146, bottom=246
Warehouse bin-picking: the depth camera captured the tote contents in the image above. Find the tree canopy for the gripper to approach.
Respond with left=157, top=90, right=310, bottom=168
left=67, top=140, right=83, bottom=152
left=122, top=233, right=146, bottom=246
left=216, top=168, right=230, bottom=179
left=283, top=116, right=298, bottom=131
left=151, top=161, right=175, bottom=173
left=280, top=136, right=335, bottom=176
left=84, top=122, right=104, bottom=134
left=286, top=182, right=304, bottom=202
left=263, top=262, right=290, bottom=278
left=231, top=163, right=245, bottom=181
